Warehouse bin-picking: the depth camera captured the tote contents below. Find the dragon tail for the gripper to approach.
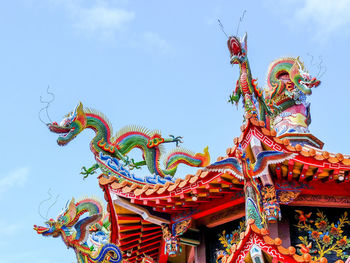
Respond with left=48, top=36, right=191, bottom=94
left=165, top=146, right=210, bottom=172
left=90, top=243, right=122, bottom=263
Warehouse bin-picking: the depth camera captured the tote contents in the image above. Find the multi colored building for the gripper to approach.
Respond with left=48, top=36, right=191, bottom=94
left=35, top=33, right=350, bottom=263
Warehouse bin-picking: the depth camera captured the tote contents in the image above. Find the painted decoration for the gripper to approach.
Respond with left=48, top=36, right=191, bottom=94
left=285, top=206, right=350, bottom=261
left=205, top=218, right=245, bottom=263
left=162, top=224, right=182, bottom=257
left=261, top=185, right=281, bottom=223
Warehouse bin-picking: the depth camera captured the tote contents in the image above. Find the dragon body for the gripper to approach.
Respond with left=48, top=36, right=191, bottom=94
left=34, top=198, right=122, bottom=263
left=265, top=57, right=321, bottom=136
left=48, top=103, right=209, bottom=179
left=227, top=34, right=272, bottom=121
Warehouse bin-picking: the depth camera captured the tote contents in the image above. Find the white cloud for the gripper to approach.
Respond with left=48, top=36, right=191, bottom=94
left=143, top=32, right=171, bottom=54
left=73, top=6, right=135, bottom=36
left=46, top=1, right=171, bottom=53
left=0, top=167, right=29, bottom=195
left=48, top=0, right=135, bottom=38
left=294, top=0, right=350, bottom=35
left=269, top=0, right=350, bottom=39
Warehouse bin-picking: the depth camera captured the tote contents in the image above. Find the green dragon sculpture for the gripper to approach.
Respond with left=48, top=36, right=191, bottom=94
left=265, top=57, right=320, bottom=114
left=34, top=198, right=122, bottom=263
left=265, top=57, right=321, bottom=136
left=48, top=102, right=210, bottom=180
left=227, top=33, right=272, bottom=121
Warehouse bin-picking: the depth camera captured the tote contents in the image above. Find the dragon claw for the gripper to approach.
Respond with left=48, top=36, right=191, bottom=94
left=128, top=159, right=142, bottom=170
left=169, top=135, right=183, bottom=147
left=80, top=164, right=98, bottom=179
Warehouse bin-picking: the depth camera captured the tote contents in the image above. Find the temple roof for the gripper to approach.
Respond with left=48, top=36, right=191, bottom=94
left=98, top=114, right=350, bottom=262
left=98, top=114, right=350, bottom=216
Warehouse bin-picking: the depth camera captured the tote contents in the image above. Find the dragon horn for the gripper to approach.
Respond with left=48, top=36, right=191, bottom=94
left=242, top=32, right=247, bottom=51
left=67, top=198, right=77, bottom=221
left=76, top=102, right=84, bottom=113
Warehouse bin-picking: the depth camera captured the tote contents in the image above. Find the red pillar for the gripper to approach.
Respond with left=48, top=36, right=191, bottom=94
left=158, top=239, right=168, bottom=263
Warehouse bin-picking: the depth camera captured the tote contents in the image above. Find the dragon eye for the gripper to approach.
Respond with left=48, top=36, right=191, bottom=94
left=60, top=118, right=71, bottom=127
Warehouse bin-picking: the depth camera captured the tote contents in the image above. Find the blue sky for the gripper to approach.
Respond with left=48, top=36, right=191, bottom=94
left=1, top=0, right=350, bottom=262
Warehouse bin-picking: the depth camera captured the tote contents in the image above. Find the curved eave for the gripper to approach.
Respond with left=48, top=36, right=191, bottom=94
left=227, top=114, right=350, bottom=183
left=99, top=168, right=244, bottom=215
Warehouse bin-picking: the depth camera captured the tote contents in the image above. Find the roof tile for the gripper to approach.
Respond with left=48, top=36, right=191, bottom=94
left=189, top=175, right=199, bottom=184
left=134, top=184, right=150, bottom=196
left=156, top=182, right=172, bottom=194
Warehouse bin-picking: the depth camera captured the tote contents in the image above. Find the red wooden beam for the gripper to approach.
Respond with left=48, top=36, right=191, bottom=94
left=140, top=244, right=160, bottom=254
left=179, top=193, right=190, bottom=199
left=140, top=233, right=162, bottom=243
left=180, top=202, right=198, bottom=207
left=152, top=207, right=167, bottom=212
left=120, top=236, right=141, bottom=246
left=104, top=185, right=119, bottom=245
left=120, top=230, right=141, bottom=239
left=312, top=168, right=323, bottom=181
left=142, top=225, right=161, bottom=232
left=158, top=239, right=168, bottom=263
left=194, top=197, right=211, bottom=203
left=142, top=229, right=162, bottom=238
left=170, top=206, right=186, bottom=211
left=166, top=197, right=180, bottom=203
left=208, top=194, right=224, bottom=199
left=205, top=183, right=222, bottom=190
left=192, top=196, right=245, bottom=219
left=276, top=164, right=282, bottom=180
left=298, top=164, right=309, bottom=182
left=143, top=200, right=151, bottom=205
left=218, top=188, right=238, bottom=194
left=117, top=215, right=141, bottom=221
left=191, top=188, right=208, bottom=194
left=161, top=208, right=182, bottom=213
left=217, top=177, right=233, bottom=185
left=121, top=241, right=139, bottom=251
left=327, top=169, right=338, bottom=182
left=147, top=252, right=158, bottom=257
left=229, top=184, right=244, bottom=191
left=125, top=253, right=138, bottom=261
left=119, top=224, right=142, bottom=231
left=130, top=199, right=144, bottom=205
left=287, top=159, right=294, bottom=181
left=155, top=199, right=168, bottom=206
left=140, top=238, right=162, bottom=248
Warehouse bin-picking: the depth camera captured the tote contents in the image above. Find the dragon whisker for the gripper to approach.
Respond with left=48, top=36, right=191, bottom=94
left=38, top=86, right=55, bottom=125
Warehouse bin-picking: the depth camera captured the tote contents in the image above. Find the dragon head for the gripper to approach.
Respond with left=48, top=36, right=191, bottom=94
left=48, top=102, right=87, bottom=146
left=34, top=218, right=65, bottom=238
left=289, top=57, right=320, bottom=95
left=34, top=198, right=76, bottom=239
left=227, top=33, right=247, bottom=64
